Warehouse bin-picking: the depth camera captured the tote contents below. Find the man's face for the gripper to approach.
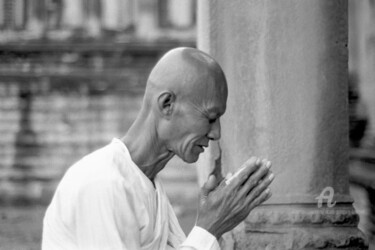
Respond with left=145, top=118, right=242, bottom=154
left=168, top=86, right=227, bottom=163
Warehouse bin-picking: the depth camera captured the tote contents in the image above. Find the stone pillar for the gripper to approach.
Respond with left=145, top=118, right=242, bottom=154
left=197, top=0, right=367, bottom=249
left=84, top=0, right=102, bottom=37
left=102, top=0, right=134, bottom=31
left=26, top=0, right=45, bottom=36
left=168, top=0, right=194, bottom=29
left=62, top=0, right=84, bottom=28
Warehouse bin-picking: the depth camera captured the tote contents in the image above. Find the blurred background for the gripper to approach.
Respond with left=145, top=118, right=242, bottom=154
left=0, top=0, right=198, bottom=249
left=0, top=0, right=374, bottom=249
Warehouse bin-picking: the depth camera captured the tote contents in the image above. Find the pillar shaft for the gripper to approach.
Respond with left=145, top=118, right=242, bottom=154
left=197, top=0, right=367, bottom=249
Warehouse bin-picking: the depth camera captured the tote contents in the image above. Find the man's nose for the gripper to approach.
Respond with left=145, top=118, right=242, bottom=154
left=208, top=119, right=221, bottom=141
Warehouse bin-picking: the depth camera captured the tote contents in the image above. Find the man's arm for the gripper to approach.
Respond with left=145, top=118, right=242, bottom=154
left=196, top=157, right=273, bottom=240
left=179, top=226, right=220, bottom=250
left=178, top=158, right=272, bottom=250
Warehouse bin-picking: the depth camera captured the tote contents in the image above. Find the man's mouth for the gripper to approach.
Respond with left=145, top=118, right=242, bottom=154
left=196, top=145, right=206, bottom=152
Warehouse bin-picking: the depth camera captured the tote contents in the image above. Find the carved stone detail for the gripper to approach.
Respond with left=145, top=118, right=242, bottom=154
left=246, top=204, right=360, bottom=227
left=220, top=204, right=368, bottom=250
left=230, top=226, right=367, bottom=250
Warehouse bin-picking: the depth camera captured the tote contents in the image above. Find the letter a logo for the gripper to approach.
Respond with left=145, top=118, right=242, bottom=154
left=315, top=186, right=336, bottom=208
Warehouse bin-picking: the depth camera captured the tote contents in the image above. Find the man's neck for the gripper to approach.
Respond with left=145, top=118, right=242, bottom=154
left=121, top=116, right=174, bottom=181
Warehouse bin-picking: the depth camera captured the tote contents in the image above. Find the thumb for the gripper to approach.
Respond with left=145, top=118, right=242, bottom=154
left=201, top=174, right=217, bottom=198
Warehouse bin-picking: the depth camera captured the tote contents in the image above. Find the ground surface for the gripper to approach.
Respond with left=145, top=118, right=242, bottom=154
left=0, top=206, right=44, bottom=250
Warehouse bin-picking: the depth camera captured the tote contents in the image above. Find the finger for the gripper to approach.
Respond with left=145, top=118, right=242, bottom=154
left=238, top=164, right=272, bottom=196
left=244, top=172, right=274, bottom=202
left=201, top=175, right=218, bottom=198
left=246, top=188, right=272, bottom=211
left=261, top=159, right=272, bottom=170
left=265, top=160, right=272, bottom=169
left=237, top=170, right=272, bottom=199
left=226, top=157, right=262, bottom=187
left=220, top=172, right=233, bottom=187
left=226, top=172, right=233, bottom=179
left=210, top=157, right=224, bottom=183
left=239, top=158, right=271, bottom=186
left=255, top=164, right=274, bottom=187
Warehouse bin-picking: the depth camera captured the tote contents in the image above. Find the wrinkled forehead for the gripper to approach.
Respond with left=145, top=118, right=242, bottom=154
left=183, top=75, right=228, bottom=115
left=180, top=52, right=227, bottom=111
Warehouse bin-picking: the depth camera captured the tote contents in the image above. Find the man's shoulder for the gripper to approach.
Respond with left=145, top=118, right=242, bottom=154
left=55, top=139, right=147, bottom=202
left=57, top=142, right=121, bottom=185
left=67, top=140, right=124, bottom=173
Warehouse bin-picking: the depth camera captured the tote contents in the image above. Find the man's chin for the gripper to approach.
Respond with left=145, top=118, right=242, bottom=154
left=180, top=153, right=200, bottom=164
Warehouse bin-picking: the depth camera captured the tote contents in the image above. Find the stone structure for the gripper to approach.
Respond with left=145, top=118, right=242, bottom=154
left=0, top=0, right=196, bottom=42
left=0, top=0, right=198, bottom=210
left=0, top=42, right=182, bottom=205
left=197, top=1, right=367, bottom=249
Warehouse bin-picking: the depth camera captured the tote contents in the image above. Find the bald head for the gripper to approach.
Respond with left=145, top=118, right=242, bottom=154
left=144, top=47, right=227, bottom=108
left=126, top=47, right=228, bottom=165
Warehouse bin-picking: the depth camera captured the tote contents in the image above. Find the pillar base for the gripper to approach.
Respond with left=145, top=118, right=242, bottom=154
left=222, top=204, right=368, bottom=250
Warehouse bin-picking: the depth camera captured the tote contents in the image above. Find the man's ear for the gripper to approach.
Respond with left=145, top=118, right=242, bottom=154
left=157, top=91, right=176, bottom=118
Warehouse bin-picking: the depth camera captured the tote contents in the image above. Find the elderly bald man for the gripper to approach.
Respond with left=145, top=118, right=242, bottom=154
left=42, top=47, right=274, bottom=250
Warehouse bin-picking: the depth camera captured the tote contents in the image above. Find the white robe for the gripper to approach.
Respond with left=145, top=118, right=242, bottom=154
left=42, top=138, right=220, bottom=250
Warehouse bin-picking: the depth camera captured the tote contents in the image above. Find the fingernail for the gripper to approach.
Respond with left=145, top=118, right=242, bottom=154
left=266, top=161, right=272, bottom=169
left=268, top=173, right=274, bottom=181
left=255, top=158, right=260, bottom=165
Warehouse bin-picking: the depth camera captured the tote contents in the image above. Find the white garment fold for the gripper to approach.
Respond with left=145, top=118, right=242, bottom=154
left=43, top=138, right=220, bottom=250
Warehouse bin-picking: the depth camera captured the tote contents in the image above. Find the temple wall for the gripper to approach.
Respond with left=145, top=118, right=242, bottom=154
left=0, top=0, right=197, bottom=206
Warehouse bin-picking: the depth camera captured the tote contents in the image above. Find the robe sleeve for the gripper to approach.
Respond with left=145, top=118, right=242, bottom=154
left=75, top=180, right=142, bottom=250
left=179, top=226, right=221, bottom=250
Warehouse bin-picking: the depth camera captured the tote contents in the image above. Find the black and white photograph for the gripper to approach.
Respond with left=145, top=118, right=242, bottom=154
left=0, top=1, right=374, bottom=249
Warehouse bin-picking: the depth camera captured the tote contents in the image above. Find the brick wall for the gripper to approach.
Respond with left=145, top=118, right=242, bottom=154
left=0, top=41, right=196, bottom=205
